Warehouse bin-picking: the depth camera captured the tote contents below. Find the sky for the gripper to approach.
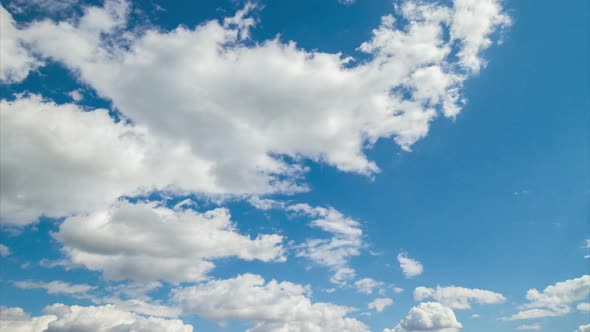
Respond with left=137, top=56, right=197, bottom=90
left=0, top=0, right=588, bottom=331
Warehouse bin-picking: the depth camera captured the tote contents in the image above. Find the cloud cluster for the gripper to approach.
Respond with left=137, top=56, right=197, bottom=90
left=384, top=302, right=462, bottom=332
left=172, top=273, right=368, bottom=332
left=0, top=0, right=509, bottom=225
left=0, top=304, right=192, bottom=332
left=52, top=200, right=285, bottom=282
left=505, top=275, right=590, bottom=320
left=414, top=286, right=506, bottom=309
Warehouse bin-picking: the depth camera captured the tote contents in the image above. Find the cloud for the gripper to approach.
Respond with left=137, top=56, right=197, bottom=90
left=576, top=324, right=590, bottom=332
left=0, top=95, right=232, bottom=226
left=289, top=204, right=364, bottom=285
left=515, top=324, right=542, bottom=331
left=504, top=275, right=590, bottom=320
left=172, top=273, right=368, bottom=332
left=397, top=252, right=423, bottom=278
left=0, top=304, right=192, bottom=332
left=0, top=7, right=42, bottom=83
left=13, top=280, right=96, bottom=299
left=51, top=200, right=285, bottom=282
left=384, top=302, right=462, bottom=332
left=413, top=286, right=506, bottom=309
left=368, top=298, right=393, bottom=313
left=576, top=302, right=590, bottom=312
left=0, top=0, right=509, bottom=225
left=0, top=244, right=10, bottom=257
left=355, top=278, right=384, bottom=295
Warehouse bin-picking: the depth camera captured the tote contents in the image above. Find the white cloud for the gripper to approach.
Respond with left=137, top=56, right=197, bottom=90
left=368, top=298, right=393, bottom=313
left=0, top=7, right=42, bottom=83
left=384, top=302, right=462, bottom=332
left=52, top=200, right=285, bottom=282
left=470, top=314, right=480, bottom=318
left=505, top=275, right=590, bottom=320
left=576, top=324, right=590, bottom=332
left=289, top=204, right=364, bottom=285
left=67, top=89, right=83, bottom=102
left=355, top=278, right=384, bottom=295
left=515, top=324, right=542, bottom=331
left=392, top=287, right=404, bottom=294
left=0, top=243, right=10, bottom=257
left=0, top=304, right=192, bottom=332
left=576, top=302, right=590, bottom=312
left=397, top=252, right=423, bottom=278
left=0, top=95, right=227, bottom=226
left=13, top=280, right=95, bottom=299
left=172, top=273, right=368, bottom=332
left=413, top=286, right=506, bottom=309
left=0, top=0, right=509, bottom=225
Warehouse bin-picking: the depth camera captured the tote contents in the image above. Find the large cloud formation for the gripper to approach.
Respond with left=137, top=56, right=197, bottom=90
left=172, top=273, right=368, bottom=332
left=0, top=0, right=509, bottom=225
left=51, top=200, right=285, bottom=282
left=0, top=304, right=192, bottom=332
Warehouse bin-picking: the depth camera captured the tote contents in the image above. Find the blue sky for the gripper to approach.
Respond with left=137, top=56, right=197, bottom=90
left=0, top=0, right=588, bottom=331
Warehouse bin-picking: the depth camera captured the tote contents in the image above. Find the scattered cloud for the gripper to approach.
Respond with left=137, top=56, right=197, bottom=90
left=368, top=298, right=393, bottom=313
left=515, top=324, right=542, bottom=331
left=504, top=275, right=590, bottom=320
left=397, top=252, right=423, bottom=278
left=0, top=244, right=10, bottom=257
left=354, top=278, right=384, bottom=295
left=414, top=285, right=506, bottom=309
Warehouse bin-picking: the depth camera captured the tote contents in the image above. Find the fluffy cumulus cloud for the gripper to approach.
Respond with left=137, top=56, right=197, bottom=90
left=51, top=200, right=285, bottom=282
left=0, top=304, right=192, bottom=332
left=172, top=273, right=368, bottom=332
left=413, top=286, right=506, bottom=309
left=576, top=324, right=590, bottom=332
left=384, top=302, right=462, bottom=332
left=0, top=95, right=228, bottom=226
left=0, top=0, right=509, bottom=225
left=288, top=204, right=364, bottom=285
left=505, top=275, right=590, bottom=320
left=0, top=7, right=42, bottom=83
left=577, top=302, right=590, bottom=312
left=368, top=298, right=393, bottom=313
left=397, top=252, right=423, bottom=278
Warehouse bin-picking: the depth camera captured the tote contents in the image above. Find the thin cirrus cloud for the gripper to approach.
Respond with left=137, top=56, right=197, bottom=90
left=0, top=0, right=509, bottom=226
